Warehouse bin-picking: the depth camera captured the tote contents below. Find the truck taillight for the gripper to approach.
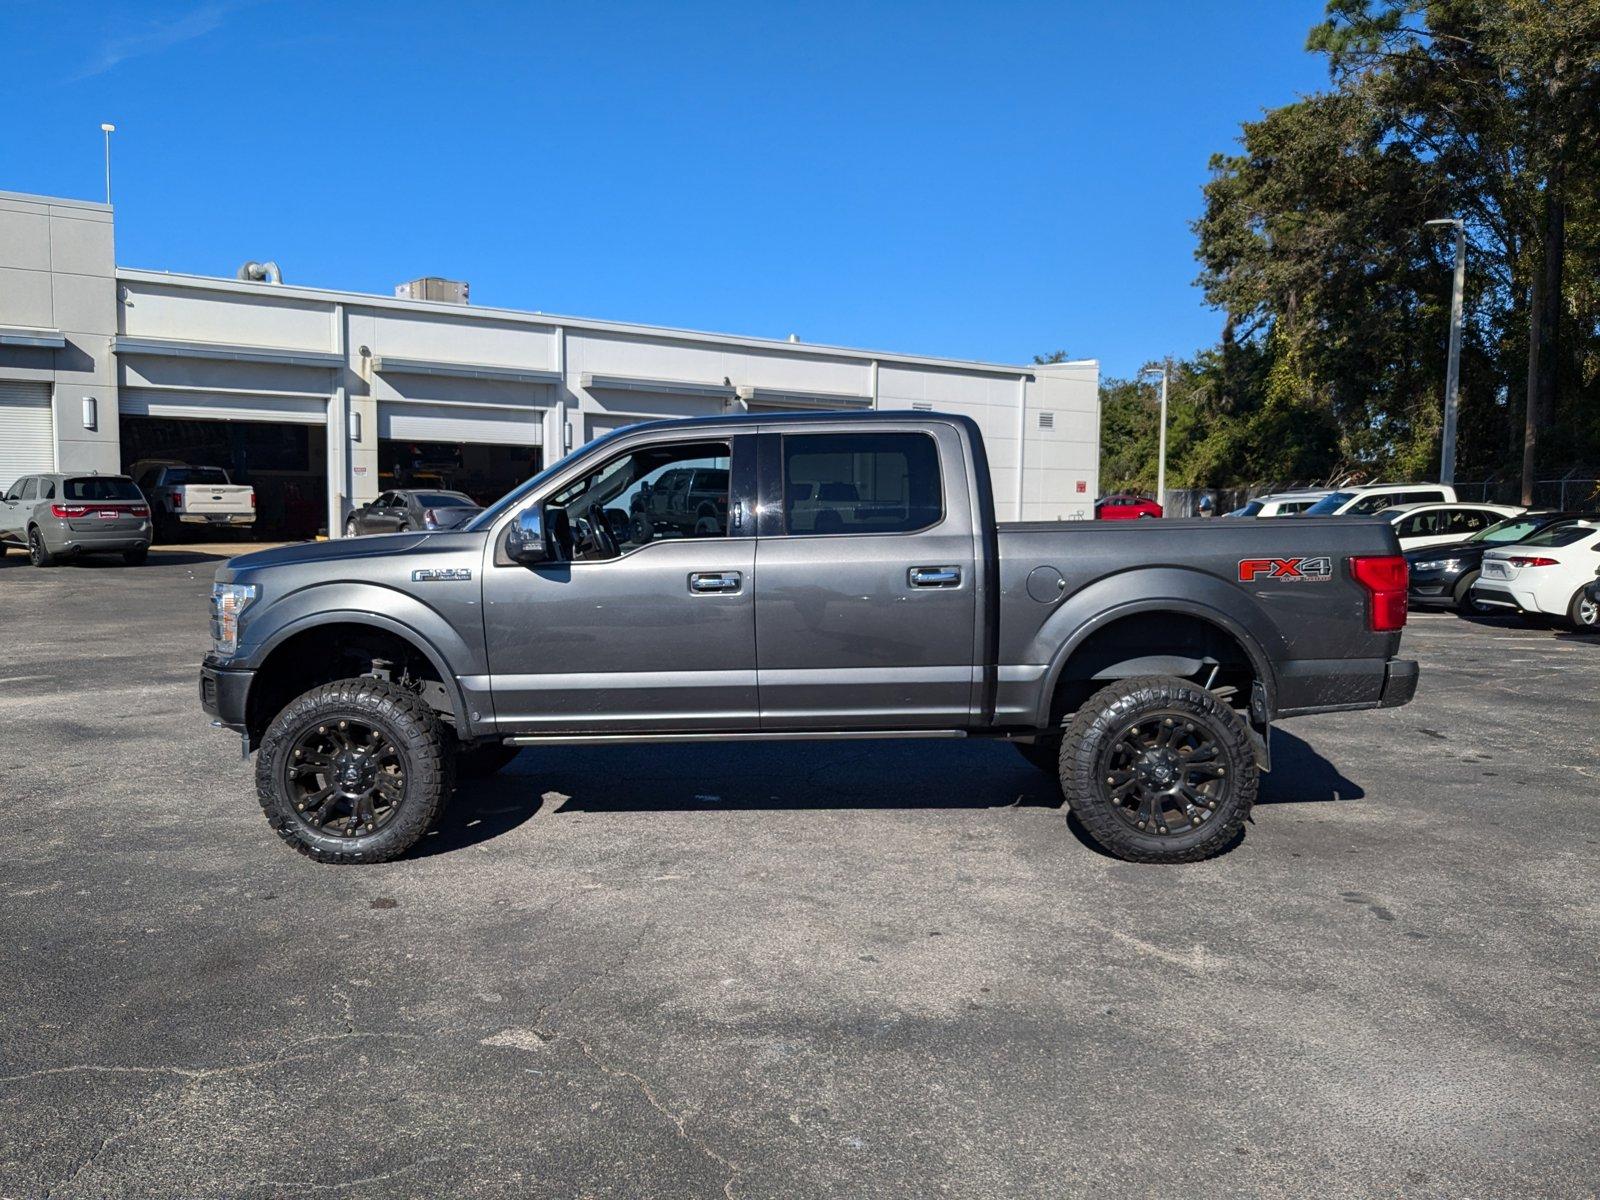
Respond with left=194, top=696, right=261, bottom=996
left=1351, top=555, right=1408, bottom=632
left=170, top=490, right=184, bottom=508
left=249, top=491, right=256, bottom=509
left=50, top=504, right=90, bottom=518
left=1507, top=556, right=1558, bottom=567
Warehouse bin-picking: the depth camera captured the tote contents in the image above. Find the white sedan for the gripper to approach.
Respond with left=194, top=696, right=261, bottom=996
left=1382, top=502, right=1526, bottom=551
left=1473, top=520, right=1600, bottom=630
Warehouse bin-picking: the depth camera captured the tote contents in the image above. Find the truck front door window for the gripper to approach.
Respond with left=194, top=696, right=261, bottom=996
left=550, top=440, right=732, bottom=560
left=781, top=432, right=942, bottom=535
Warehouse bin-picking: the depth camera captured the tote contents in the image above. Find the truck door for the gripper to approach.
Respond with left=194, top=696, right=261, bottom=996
left=753, top=424, right=980, bottom=730
left=480, top=434, right=759, bottom=734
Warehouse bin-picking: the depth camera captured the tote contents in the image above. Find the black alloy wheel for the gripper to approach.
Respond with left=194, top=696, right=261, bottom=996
left=282, top=717, right=408, bottom=839
left=27, top=528, right=54, bottom=568
left=1100, top=712, right=1228, bottom=836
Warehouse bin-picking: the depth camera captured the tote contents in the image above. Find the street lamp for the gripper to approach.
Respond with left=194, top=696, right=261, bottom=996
left=1139, top=362, right=1169, bottom=513
left=1426, top=217, right=1466, bottom=485
left=99, top=123, right=116, bottom=206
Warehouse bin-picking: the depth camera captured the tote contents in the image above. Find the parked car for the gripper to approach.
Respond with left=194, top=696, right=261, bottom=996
left=0, top=473, right=152, bottom=566
left=1224, top=490, right=1332, bottom=518
left=1407, top=511, right=1592, bottom=613
left=1301, top=482, right=1458, bottom=517
left=1094, top=493, right=1162, bottom=519
left=130, top=460, right=255, bottom=541
left=1381, top=502, right=1526, bottom=551
left=201, top=411, right=1416, bottom=867
left=1473, top=519, right=1600, bottom=630
left=346, top=490, right=483, bottom=536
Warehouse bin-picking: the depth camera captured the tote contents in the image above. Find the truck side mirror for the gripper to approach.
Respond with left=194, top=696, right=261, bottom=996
left=507, top=506, right=553, bottom=564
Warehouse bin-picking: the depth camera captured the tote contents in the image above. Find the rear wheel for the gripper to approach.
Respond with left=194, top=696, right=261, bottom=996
left=255, top=677, right=453, bottom=863
left=27, top=527, right=54, bottom=568
left=1058, top=675, right=1257, bottom=863
left=1568, top=585, right=1600, bottom=632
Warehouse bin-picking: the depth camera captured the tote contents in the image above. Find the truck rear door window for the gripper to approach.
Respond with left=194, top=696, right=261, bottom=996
left=781, top=432, right=942, bottom=535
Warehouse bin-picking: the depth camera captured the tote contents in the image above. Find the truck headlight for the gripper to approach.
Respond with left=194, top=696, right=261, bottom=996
left=210, top=582, right=258, bottom=655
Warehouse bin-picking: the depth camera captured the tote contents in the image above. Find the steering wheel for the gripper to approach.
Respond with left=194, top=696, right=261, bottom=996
left=573, top=513, right=618, bottom=559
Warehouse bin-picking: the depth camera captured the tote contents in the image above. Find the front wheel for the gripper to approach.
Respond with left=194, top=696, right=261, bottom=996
left=1058, top=675, right=1258, bottom=863
left=345, top=517, right=360, bottom=537
left=1452, top=571, right=1490, bottom=615
left=1568, top=585, right=1600, bottom=632
left=255, top=678, right=453, bottom=863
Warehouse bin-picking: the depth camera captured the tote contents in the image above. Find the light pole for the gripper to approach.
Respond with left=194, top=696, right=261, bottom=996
left=1426, top=217, right=1466, bottom=484
left=100, top=123, right=116, bottom=206
left=1139, top=363, right=1169, bottom=513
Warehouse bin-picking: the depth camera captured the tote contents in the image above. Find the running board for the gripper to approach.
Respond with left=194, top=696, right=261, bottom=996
left=503, top=729, right=968, bottom=747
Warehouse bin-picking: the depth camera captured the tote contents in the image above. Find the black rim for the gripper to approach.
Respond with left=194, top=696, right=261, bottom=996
left=1099, top=711, right=1230, bottom=836
left=29, top=531, right=43, bottom=561
left=282, top=717, right=407, bottom=838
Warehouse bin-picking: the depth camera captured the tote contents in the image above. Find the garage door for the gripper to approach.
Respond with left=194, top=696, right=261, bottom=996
left=378, top=402, right=543, bottom=446
left=0, top=380, right=55, bottom=489
left=120, top=388, right=327, bottom=425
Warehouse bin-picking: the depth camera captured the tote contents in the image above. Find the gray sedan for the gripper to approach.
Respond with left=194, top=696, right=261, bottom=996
left=344, top=489, right=483, bottom=536
left=0, top=473, right=153, bottom=566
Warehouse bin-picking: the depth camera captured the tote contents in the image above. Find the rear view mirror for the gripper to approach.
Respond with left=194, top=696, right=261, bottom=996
left=507, top=506, right=553, bottom=564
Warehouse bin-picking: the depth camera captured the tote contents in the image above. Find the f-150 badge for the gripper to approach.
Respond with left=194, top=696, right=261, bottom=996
left=1238, top=557, right=1332, bottom=582
left=412, top=567, right=473, bottom=582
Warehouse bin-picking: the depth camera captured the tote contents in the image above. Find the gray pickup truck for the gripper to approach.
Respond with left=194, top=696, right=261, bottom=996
left=201, top=412, right=1416, bottom=865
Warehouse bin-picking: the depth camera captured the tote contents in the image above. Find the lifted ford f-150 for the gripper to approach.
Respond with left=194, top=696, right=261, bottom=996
left=201, top=412, right=1417, bottom=864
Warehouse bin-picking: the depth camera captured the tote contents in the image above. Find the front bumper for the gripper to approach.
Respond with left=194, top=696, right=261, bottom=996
left=1379, top=658, right=1419, bottom=708
left=200, top=658, right=254, bottom=733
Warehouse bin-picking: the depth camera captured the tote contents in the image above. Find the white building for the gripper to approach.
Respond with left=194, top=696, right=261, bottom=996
left=0, top=188, right=1099, bottom=537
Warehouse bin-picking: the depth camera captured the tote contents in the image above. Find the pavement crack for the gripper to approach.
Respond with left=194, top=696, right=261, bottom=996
left=572, top=1035, right=742, bottom=1200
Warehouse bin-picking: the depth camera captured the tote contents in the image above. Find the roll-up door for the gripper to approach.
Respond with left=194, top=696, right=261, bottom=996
left=378, top=402, right=543, bottom=446
left=119, top=388, right=327, bottom=425
left=0, top=380, right=55, bottom=489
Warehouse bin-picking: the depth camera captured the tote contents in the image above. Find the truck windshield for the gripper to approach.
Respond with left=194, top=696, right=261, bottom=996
left=1303, top=491, right=1355, bottom=516
left=65, top=477, right=143, bottom=501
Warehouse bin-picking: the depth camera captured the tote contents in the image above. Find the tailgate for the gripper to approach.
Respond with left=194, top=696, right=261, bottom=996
left=176, top=485, right=253, bottom=515
left=66, top=501, right=150, bottom=532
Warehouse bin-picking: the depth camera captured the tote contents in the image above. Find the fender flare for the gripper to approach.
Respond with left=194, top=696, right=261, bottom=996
left=1035, top=590, right=1279, bottom=729
left=249, top=609, right=472, bottom=730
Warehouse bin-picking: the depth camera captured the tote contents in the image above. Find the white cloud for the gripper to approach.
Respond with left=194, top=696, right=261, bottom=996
left=73, top=1, right=247, bottom=80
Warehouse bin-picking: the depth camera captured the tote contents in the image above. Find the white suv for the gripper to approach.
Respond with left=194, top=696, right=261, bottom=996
left=1302, top=483, right=1457, bottom=517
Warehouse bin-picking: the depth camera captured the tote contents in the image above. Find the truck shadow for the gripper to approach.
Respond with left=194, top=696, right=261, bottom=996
left=422, top=727, right=1361, bottom=857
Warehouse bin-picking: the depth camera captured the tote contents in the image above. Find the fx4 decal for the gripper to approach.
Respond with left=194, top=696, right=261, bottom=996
left=1238, top=556, right=1333, bottom=583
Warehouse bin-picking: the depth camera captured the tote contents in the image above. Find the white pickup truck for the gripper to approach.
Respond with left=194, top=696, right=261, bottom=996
left=131, top=460, right=255, bottom=539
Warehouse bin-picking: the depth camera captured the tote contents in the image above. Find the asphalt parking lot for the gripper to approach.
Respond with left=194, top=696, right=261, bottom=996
left=2, top=547, right=1597, bottom=1199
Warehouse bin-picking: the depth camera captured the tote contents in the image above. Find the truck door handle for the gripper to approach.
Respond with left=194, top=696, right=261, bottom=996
left=909, top=566, right=961, bottom=588
left=689, top=571, right=742, bottom=594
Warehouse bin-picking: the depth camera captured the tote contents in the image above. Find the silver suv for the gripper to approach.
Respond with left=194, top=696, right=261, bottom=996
left=0, top=473, right=153, bottom=566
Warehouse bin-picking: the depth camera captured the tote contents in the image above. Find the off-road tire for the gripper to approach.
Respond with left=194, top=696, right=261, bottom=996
left=1568, top=584, right=1600, bottom=632
left=1013, top=737, right=1061, bottom=774
left=256, top=677, right=453, bottom=863
left=123, top=547, right=148, bottom=566
left=27, top=527, right=54, bottom=568
left=1059, top=675, right=1257, bottom=863
left=457, top=743, right=522, bottom=779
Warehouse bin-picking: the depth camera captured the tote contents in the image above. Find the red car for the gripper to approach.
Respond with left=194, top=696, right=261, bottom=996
left=1095, top=493, right=1163, bottom=520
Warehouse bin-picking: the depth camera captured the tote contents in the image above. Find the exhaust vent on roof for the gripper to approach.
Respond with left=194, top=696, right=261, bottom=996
left=395, top=277, right=470, bottom=305
left=1038, top=411, right=1055, bottom=430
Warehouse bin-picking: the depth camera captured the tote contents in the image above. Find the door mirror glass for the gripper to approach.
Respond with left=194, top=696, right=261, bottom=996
left=507, top=506, right=552, bottom=564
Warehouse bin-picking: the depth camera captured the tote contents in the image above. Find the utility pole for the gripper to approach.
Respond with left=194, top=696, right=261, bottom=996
left=100, top=123, right=116, bottom=206
left=1426, top=218, right=1465, bottom=484
left=1139, top=362, right=1169, bottom=512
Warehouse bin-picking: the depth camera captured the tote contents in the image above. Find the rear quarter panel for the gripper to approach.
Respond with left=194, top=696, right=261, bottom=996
left=996, top=517, right=1406, bottom=722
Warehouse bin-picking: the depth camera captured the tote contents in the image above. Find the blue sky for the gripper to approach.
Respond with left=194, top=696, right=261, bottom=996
left=1, top=1, right=1329, bottom=378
